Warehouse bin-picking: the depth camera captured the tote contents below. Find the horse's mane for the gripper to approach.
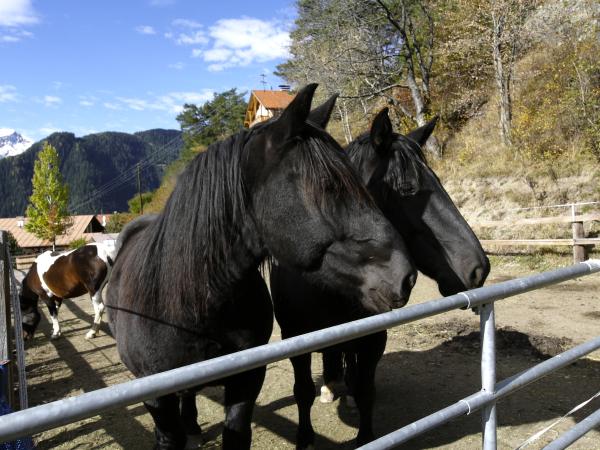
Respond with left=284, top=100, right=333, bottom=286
left=346, top=132, right=427, bottom=193
left=295, top=130, right=374, bottom=210
left=122, top=130, right=248, bottom=322
left=124, top=123, right=372, bottom=323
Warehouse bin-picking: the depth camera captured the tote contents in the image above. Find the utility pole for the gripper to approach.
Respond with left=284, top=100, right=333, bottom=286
left=136, top=163, right=144, bottom=215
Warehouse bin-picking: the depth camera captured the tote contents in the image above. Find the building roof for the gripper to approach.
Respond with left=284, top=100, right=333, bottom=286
left=0, top=215, right=105, bottom=249
left=252, top=90, right=295, bottom=110
left=244, top=90, right=296, bottom=127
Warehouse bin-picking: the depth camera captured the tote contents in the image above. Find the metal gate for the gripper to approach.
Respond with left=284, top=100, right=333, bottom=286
left=1, top=260, right=599, bottom=449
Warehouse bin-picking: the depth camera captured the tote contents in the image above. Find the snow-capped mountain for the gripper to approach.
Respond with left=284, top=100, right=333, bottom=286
left=0, top=129, right=33, bottom=158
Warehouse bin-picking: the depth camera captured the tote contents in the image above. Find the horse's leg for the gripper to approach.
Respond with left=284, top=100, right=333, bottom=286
left=291, top=353, right=316, bottom=450
left=320, top=350, right=344, bottom=403
left=222, top=367, right=265, bottom=450
left=85, top=289, right=105, bottom=339
left=144, top=393, right=187, bottom=450
left=343, top=352, right=358, bottom=408
left=180, top=391, right=202, bottom=436
left=354, top=332, right=387, bottom=446
left=43, top=297, right=61, bottom=339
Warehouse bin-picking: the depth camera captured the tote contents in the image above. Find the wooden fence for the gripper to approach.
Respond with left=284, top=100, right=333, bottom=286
left=15, top=255, right=36, bottom=271
left=471, top=212, right=600, bottom=263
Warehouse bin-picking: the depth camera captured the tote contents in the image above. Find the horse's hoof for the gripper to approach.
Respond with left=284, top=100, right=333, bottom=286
left=319, top=385, right=335, bottom=403
left=85, top=331, right=97, bottom=339
left=50, top=333, right=61, bottom=340
left=184, top=433, right=204, bottom=449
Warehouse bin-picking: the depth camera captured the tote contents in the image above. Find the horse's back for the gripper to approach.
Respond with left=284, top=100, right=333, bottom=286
left=38, top=245, right=109, bottom=299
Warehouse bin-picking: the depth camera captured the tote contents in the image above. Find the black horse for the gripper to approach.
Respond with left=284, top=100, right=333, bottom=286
left=105, top=84, right=416, bottom=450
left=270, top=101, right=490, bottom=448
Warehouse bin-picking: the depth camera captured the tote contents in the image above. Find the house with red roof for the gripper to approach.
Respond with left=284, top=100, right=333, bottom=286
left=244, top=89, right=295, bottom=128
left=0, top=215, right=112, bottom=253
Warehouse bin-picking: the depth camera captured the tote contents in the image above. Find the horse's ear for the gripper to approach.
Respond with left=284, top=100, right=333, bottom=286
left=407, top=115, right=438, bottom=147
left=307, top=93, right=339, bottom=129
left=370, top=108, right=393, bottom=155
left=276, top=83, right=318, bottom=137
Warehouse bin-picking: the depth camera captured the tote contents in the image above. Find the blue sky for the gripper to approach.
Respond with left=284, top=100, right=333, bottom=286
left=0, top=0, right=295, bottom=140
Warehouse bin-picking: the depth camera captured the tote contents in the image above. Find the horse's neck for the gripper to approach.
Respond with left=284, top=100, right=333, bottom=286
left=154, top=207, right=264, bottom=297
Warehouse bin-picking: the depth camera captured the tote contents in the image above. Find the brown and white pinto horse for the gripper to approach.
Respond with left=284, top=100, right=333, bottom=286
left=20, top=243, right=115, bottom=340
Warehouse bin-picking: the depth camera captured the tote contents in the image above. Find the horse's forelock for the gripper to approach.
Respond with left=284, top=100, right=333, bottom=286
left=297, top=128, right=374, bottom=209
left=348, top=131, right=427, bottom=193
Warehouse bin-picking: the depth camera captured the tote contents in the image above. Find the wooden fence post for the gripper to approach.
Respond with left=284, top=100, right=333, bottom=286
left=0, top=230, right=15, bottom=409
left=572, top=221, right=587, bottom=264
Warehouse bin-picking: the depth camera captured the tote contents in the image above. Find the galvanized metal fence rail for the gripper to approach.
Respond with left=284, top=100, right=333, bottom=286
left=1, top=260, right=599, bottom=448
left=0, top=230, right=28, bottom=411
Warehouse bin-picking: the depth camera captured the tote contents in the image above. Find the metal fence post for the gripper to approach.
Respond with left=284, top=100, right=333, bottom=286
left=0, top=231, right=14, bottom=409
left=480, top=302, right=497, bottom=449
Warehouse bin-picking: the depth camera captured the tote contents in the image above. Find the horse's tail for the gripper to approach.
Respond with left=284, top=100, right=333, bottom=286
left=112, top=214, right=158, bottom=262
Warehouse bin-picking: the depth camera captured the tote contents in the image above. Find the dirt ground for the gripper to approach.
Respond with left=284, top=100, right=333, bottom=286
left=15, top=261, right=600, bottom=449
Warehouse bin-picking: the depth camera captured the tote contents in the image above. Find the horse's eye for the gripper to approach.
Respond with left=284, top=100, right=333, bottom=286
left=399, top=182, right=418, bottom=196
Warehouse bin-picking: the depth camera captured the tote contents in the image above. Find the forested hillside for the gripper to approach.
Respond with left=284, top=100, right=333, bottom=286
left=0, top=129, right=182, bottom=217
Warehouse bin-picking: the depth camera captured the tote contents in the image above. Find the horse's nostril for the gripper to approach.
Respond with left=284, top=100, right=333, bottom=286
left=402, top=271, right=417, bottom=295
left=469, top=266, right=488, bottom=288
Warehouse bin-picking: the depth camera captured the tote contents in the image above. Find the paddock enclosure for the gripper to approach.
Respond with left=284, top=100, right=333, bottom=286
left=2, top=259, right=599, bottom=449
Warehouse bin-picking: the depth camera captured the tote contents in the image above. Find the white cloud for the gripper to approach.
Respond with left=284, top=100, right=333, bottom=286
left=165, top=18, right=208, bottom=46
left=203, top=47, right=232, bottom=62
left=43, top=95, right=62, bottom=107
left=117, top=97, right=149, bottom=111
left=167, top=30, right=207, bottom=45
left=0, top=28, right=33, bottom=43
left=103, top=102, right=122, bottom=110
left=135, top=25, right=156, bottom=35
left=111, top=90, right=214, bottom=114
left=191, top=49, right=203, bottom=58
left=80, top=100, right=94, bottom=107
left=0, top=34, right=19, bottom=42
left=0, top=85, right=18, bottom=103
left=172, top=19, right=202, bottom=29
left=202, top=17, right=290, bottom=71
left=168, top=62, right=186, bottom=70
left=0, top=0, right=39, bottom=27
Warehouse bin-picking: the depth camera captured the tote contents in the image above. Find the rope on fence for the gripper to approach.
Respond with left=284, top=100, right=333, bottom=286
left=514, top=390, right=600, bottom=449
left=5, top=247, right=27, bottom=410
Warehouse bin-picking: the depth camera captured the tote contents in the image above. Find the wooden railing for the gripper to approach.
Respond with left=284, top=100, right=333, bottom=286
left=14, top=255, right=36, bottom=271
left=471, top=212, right=600, bottom=263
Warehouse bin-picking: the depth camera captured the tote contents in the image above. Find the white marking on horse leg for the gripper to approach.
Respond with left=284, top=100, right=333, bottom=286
left=319, top=384, right=335, bottom=403
left=50, top=313, right=61, bottom=339
left=86, top=291, right=105, bottom=339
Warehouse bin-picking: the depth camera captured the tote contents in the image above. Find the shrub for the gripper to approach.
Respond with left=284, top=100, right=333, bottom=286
left=69, top=237, right=88, bottom=249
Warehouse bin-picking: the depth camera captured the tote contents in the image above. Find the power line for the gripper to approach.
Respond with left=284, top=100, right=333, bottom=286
left=68, top=130, right=187, bottom=213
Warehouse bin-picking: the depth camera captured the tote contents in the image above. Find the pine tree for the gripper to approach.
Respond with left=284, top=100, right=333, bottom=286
left=25, top=142, right=72, bottom=250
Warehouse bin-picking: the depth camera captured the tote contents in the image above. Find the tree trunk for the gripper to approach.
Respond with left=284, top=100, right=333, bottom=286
left=492, top=11, right=513, bottom=146
left=407, top=71, right=441, bottom=158
left=337, top=101, right=353, bottom=145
